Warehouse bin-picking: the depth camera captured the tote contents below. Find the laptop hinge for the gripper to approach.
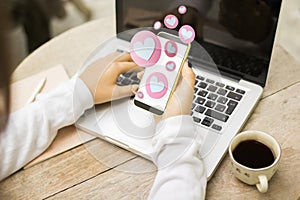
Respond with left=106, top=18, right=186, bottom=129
left=188, top=56, right=243, bottom=82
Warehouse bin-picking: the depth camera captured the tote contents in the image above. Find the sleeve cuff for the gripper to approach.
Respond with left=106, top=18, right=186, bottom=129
left=72, top=77, right=94, bottom=112
left=152, top=115, right=201, bottom=167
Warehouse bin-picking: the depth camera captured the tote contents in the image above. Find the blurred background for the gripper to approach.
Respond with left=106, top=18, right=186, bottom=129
left=276, top=0, right=300, bottom=62
left=6, top=0, right=113, bottom=70
left=5, top=0, right=300, bottom=72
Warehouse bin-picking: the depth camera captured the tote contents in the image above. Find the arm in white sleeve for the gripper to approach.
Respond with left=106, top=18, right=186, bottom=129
left=0, top=77, right=94, bottom=181
left=149, top=115, right=207, bottom=200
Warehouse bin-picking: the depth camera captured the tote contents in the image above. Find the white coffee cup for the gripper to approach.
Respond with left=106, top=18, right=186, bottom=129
left=228, top=130, right=281, bottom=193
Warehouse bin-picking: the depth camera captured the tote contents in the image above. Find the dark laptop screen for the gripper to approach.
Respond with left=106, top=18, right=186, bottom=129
left=116, top=0, right=282, bottom=87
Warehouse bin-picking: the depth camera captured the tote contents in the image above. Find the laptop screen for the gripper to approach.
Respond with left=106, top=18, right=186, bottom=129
left=116, top=0, right=282, bottom=87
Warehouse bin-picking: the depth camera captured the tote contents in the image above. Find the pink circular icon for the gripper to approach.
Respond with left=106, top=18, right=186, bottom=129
left=164, top=40, right=177, bottom=57
left=136, top=91, right=144, bottom=99
left=164, top=14, right=178, bottom=29
left=178, top=5, right=187, bottom=14
left=153, top=21, right=162, bottom=30
left=146, top=72, right=168, bottom=99
left=179, top=25, right=195, bottom=44
left=166, top=61, right=176, bottom=71
left=130, top=30, right=162, bottom=67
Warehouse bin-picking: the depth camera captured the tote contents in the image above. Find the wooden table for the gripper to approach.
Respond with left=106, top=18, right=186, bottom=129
left=1, top=17, right=300, bottom=199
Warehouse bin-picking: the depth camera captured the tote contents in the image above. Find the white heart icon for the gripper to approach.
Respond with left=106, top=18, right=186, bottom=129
left=166, top=17, right=176, bottom=26
left=133, top=37, right=155, bottom=61
left=150, top=76, right=165, bottom=93
left=182, top=28, right=193, bottom=40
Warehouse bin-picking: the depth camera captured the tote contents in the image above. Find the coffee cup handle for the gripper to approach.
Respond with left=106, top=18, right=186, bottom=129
left=256, top=175, right=268, bottom=193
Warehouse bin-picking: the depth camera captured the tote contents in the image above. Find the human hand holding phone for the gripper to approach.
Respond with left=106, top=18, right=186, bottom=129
left=79, top=52, right=142, bottom=104
left=133, top=32, right=191, bottom=115
left=154, top=62, right=195, bottom=122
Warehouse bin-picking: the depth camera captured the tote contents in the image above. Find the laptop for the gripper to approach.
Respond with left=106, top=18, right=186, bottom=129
left=76, top=0, right=282, bottom=179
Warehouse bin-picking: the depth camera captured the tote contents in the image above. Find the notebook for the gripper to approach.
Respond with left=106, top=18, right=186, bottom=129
left=10, top=65, right=95, bottom=168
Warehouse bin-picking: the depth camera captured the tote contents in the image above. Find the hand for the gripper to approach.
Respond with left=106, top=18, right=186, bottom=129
left=155, top=62, right=195, bottom=122
left=79, top=52, right=142, bottom=104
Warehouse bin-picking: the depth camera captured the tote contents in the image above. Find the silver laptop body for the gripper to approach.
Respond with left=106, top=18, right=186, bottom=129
left=76, top=0, right=282, bottom=179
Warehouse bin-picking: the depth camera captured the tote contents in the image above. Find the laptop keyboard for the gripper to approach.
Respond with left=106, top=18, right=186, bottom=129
left=117, top=71, right=140, bottom=86
left=191, top=75, right=246, bottom=133
left=117, top=65, right=246, bottom=134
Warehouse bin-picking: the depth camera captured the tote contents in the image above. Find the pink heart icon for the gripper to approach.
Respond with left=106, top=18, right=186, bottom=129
left=166, top=61, right=176, bottom=71
left=164, top=14, right=178, bottom=29
left=130, top=31, right=162, bottom=67
left=179, top=25, right=195, bottom=44
left=136, top=91, right=144, bottom=99
left=146, top=72, right=168, bottom=99
left=178, top=5, right=187, bottom=14
left=164, top=40, right=177, bottom=57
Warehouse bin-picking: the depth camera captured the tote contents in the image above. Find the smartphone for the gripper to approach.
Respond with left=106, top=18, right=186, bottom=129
left=134, top=32, right=191, bottom=115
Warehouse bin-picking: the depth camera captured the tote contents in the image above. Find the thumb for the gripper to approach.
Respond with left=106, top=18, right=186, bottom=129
left=181, top=62, right=195, bottom=88
left=112, top=84, right=139, bottom=100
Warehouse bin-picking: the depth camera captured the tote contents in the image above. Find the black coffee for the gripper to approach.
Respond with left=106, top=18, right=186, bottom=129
left=232, top=140, right=275, bottom=169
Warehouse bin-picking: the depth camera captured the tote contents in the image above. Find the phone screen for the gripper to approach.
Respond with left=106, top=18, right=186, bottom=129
left=134, top=32, right=190, bottom=115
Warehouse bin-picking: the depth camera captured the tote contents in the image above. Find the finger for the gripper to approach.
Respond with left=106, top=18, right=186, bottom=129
left=92, top=52, right=133, bottom=68
left=172, top=75, right=194, bottom=115
left=181, top=62, right=195, bottom=88
left=173, top=62, right=195, bottom=100
left=114, top=52, right=134, bottom=62
left=112, top=61, right=143, bottom=75
left=112, top=84, right=139, bottom=100
left=130, top=84, right=139, bottom=94
left=175, top=62, right=191, bottom=87
left=104, top=51, right=124, bottom=61
left=88, top=52, right=123, bottom=70
left=137, top=70, right=145, bottom=80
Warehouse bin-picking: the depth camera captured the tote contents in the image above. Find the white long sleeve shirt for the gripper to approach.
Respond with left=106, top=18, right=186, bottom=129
left=0, top=77, right=206, bottom=199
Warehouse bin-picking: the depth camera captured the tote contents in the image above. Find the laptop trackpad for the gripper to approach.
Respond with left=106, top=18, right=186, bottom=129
left=98, top=98, right=156, bottom=139
left=196, top=126, right=220, bottom=159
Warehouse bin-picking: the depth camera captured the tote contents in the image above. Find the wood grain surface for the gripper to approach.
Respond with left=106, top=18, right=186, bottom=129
left=1, top=16, right=300, bottom=200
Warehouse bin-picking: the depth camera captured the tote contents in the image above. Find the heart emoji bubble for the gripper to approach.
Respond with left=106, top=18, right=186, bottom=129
left=164, top=14, right=178, bottom=29
left=146, top=72, right=168, bottom=99
left=166, top=61, right=176, bottom=71
left=153, top=21, right=162, bottom=30
left=164, top=40, right=177, bottom=57
left=178, top=5, right=187, bottom=14
left=130, top=31, right=162, bottom=67
left=136, top=91, right=144, bottom=99
left=179, top=25, right=195, bottom=44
